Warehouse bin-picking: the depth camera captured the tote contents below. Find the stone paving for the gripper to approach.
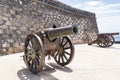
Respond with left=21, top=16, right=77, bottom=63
left=0, top=44, right=120, bottom=80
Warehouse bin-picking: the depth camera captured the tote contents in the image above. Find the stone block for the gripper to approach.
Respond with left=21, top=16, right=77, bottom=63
left=3, top=13, right=11, bottom=17
left=3, top=35, right=9, bottom=39
left=2, top=25, right=8, bottom=29
left=2, top=48, right=7, bottom=55
left=6, top=30, right=13, bottom=34
left=16, top=15, right=21, bottom=19
left=0, top=30, right=3, bottom=34
left=0, top=40, right=4, bottom=44
left=14, top=43, right=20, bottom=47
left=14, top=20, right=21, bottom=26
left=7, top=39, right=14, bottom=43
left=2, top=16, right=8, bottom=21
left=14, top=46, right=23, bottom=53
left=2, top=42, right=10, bottom=48
left=8, top=47, right=15, bottom=54
left=21, top=35, right=26, bottom=38
left=9, top=26, right=17, bottom=30
left=17, top=30, right=21, bottom=34
left=20, top=27, right=27, bottom=31
left=12, top=34, right=17, bottom=39
left=0, top=20, right=5, bottom=25
left=5, top=21, right=11, bottom=25
left=10, top=9, right=16, bottom=14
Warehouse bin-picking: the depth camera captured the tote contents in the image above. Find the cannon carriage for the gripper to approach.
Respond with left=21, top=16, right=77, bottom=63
left=23, top=25, right=78, bottom=74
left=88, top=32, right=119, bottom=47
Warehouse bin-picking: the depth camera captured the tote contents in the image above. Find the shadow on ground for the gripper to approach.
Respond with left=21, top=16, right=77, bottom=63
left=89, top=44, right=120, bottom=50
left=17, top=63, right=73, bottom=80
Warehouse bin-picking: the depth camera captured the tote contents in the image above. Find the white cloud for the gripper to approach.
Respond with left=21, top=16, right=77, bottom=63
left=84, top=1, right=103, bottom=6
left=97, top=15, right=120, bottom=33
left=73, top=4, right=82, bottom=7
left=73, top=1, right=120, bottom=32
left=73, top=1, right=120, bottom=15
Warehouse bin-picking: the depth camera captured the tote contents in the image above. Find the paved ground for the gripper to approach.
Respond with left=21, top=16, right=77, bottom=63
left=0, top=44, right=120, bottom=80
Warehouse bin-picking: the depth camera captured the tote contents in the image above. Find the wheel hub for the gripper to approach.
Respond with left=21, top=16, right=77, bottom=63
left=29, top=48, right=36, bottom=59
left=31, top=53, right=36, bottom=59
left=58, top=46, right=64, bottom=55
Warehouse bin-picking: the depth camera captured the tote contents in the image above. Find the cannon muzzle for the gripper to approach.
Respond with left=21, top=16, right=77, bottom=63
left=45, top=24, right=78, bottom=41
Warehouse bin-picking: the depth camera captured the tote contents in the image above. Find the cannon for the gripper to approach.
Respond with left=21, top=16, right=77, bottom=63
left=23, top=24, right=78, bottom=74
left=88, top=32, right=119, bottom=47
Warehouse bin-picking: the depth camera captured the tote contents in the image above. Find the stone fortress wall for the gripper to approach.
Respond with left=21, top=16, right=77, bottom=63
left=0, top=0, right=99, bottom=55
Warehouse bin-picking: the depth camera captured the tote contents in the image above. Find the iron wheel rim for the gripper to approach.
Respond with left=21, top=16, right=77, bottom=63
left=24, top=34, right=45, bottom=74
left=97, top=35, right=109, bottom=47
left=53, top=37, right=74, bottom=66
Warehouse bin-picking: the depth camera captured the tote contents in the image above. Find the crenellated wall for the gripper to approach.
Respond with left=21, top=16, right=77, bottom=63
left=0, top=0, right=98, bottom=55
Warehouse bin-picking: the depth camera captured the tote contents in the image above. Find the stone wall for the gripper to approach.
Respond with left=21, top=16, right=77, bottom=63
left=0, top=0, right=98, bottom=55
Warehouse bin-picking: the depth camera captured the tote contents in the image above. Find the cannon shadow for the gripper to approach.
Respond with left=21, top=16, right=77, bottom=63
left=17, top=63, right=73, bottom=80
left=48, top=62, right=73, bottom=73
left=89, top=44, right=120, bottom=50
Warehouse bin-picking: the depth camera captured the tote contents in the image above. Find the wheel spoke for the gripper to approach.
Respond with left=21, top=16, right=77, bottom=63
left=28, top=40, right=32, bottom=48
left=35, top=56, right=39, bottom=63
left=36, top=53, right=41, bottom=60
left=29, top=60, right=34, bottom=69
left=61, top=38, right=64, bottom=45
left=107, top=36, right=114, bottom=46
left=63, top=54, right=68, bottom=60
left=58, top=55, right=61, bottom=62
left=64, top=51, right=70, bottom=55
left=34, top=59, right=38, bottom=71
left=35, top=44, right=39, bottom=51
left=64, top=46, right=70, bottom=50
left=28, top=57, right=32, bottom=62
left=36, top=49, right=41, bottom=56
left=61, top=55, right=64, bottom=63
left=31, top=37, right=36, bottom=49
left=63, top=40, right=68, bottom=46
left=25, top=46, right=30, bottom=51
left=54, top=53, right=58, bottom=59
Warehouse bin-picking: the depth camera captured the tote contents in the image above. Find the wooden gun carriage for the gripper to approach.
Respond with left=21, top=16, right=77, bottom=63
left=23, top=25, right=78, bottom=74
left=88, top=32, right=119, bottom=47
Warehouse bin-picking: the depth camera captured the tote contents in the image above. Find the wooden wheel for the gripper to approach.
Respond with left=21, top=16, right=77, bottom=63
left=23, top=34, right=45, bottom=74
left=97, top=35, right=109, bottom=47
left=107, top=35, right=115, bottom=47
left=53, top=36, right=74, bottom=66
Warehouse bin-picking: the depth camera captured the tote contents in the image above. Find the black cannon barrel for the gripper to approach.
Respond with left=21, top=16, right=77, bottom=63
left=98, top=32, right=119, bottom=35
left=45, top=24, right=78, bottom=41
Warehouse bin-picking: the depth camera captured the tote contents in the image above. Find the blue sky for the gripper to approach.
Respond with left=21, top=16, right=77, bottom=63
left=58, top=0, right=120, bottom=33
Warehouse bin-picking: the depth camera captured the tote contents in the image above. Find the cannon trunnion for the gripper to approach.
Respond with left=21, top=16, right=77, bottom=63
left=23, top=25, right=78, bottom=74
